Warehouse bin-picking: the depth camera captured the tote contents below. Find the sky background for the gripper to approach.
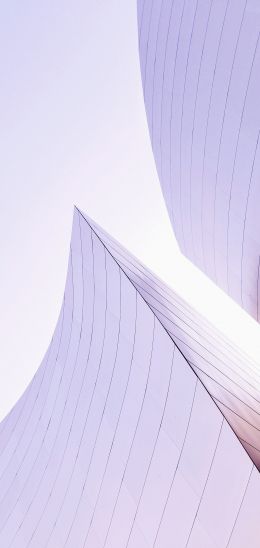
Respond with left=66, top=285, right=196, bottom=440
left=1, top=0, right=260, bottom=421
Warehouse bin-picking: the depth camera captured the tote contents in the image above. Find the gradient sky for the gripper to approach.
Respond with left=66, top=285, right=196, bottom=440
left=1, top=0, right=260, bottom=421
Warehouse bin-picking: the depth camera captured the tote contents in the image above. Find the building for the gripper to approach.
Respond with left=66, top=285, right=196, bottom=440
left=0, top=209, right=259, bottom=547
left=138, top=0, right=260, bottom=320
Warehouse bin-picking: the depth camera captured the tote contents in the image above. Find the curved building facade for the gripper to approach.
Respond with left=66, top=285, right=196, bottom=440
left=89, top=213, right=260, bottom=469
left=138, top=0, right=260, bottom=320
left=0, top=209, right=260, bottom=547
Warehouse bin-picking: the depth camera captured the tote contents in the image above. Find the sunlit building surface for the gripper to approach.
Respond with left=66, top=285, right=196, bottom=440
left=0, top=209, right=260, bottom=547
left=138, top=0, right=260, bottom=320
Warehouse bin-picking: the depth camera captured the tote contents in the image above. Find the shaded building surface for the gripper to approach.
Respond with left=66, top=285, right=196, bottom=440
left=0, top=209, right=260, bottom=547
left=138, top=0, right=260, bottom=320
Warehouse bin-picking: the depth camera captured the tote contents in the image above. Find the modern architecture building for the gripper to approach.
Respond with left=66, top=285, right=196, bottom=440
left=0, top=209, right=260, bottom=547
left=1, top=2, right=260, bottom=544
left=138, top=0, right=260, bottom=320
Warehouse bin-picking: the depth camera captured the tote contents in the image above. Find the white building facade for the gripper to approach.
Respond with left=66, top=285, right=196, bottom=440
left=138, top=0, right=260, bottom=319
left=0, top=210, right=259, bottom=547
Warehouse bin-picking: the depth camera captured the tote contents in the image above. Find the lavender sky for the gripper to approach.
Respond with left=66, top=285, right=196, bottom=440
left=1, top=0, right=260, bottom=420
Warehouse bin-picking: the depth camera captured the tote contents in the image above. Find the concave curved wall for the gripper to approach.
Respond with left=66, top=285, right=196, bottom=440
left=138, top=0, right=260, bottom=320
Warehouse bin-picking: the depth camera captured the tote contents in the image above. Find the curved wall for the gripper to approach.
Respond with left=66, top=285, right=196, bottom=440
left=0, top=209, right=259, bottom=547
left=138, top=0, right=260, bottom=319
left=85, top=212, right=260, bottom=469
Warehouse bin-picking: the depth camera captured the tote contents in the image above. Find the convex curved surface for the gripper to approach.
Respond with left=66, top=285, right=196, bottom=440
left=0, top=209, right=260, bottom=547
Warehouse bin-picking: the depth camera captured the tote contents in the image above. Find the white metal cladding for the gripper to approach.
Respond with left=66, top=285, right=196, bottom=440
left=0, top=209, right=259, bottom=547
left=85, top=212, right=260, bottom=469
left=138, top=0, right=260, bottom=320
